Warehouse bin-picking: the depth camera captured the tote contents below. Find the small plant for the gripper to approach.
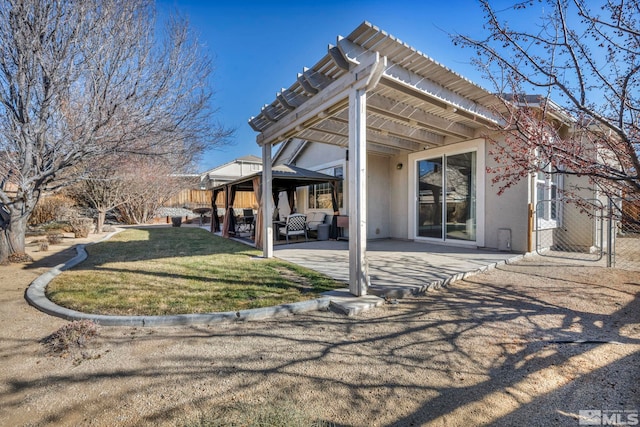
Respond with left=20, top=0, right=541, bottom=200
left=47, top=232, right=64, bottom=245
left=39, top=241, right=49, bottom=251
left=70, top=217, right=94, bottom=238
left=41, top=320, right=100, bottom=356
left=171, top=216, right=182, bottom=227
left=102, top=224, right=116, bottom=232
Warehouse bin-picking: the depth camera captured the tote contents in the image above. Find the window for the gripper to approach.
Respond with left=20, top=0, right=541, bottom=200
left=308, top=166, right=343, bottom=210
left=535, top=165, right=562, bottom=229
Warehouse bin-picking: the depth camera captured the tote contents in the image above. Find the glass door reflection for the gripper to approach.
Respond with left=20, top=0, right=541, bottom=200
left=445, top=152, right=476, bottom=241
left=417, top=158, right=443, bottom=239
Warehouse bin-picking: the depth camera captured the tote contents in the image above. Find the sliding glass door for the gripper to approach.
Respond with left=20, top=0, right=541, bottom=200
left=417, top=158, right=444, bottom=238
left=445, top=152, right=476, bottom=241
left=417, top=151, right=476, bottom=242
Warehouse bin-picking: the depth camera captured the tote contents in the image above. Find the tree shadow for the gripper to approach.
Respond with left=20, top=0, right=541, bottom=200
left=23, top=243, right=83, bottom=270
left=2, top=260, right=638, bottom=426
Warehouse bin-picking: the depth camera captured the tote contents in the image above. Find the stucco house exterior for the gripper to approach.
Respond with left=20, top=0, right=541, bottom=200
left=248, top=22, right=602, bottom=296
left=199, top=155, right=262, bottom=190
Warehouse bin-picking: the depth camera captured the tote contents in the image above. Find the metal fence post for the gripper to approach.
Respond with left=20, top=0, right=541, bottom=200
left=607, top=197, right=613, bottom=268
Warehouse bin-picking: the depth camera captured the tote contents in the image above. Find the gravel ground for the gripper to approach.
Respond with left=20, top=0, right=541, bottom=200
left=0, top=231, right=638, bottom=426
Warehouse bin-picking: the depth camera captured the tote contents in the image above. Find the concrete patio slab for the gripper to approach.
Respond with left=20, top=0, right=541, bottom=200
left=275, top=239, right=524, bottom=300
left=205, top=226, right=526, bottom=315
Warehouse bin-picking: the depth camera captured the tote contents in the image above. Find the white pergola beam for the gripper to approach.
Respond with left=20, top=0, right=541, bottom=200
left=303, top=67, right=332, bottom=90
left=338, top=36, right=499, bottom=126
left=367, top=93, right=475, bottom=139
left=328, top=44, right=351, bottom=70
left=368, top=131, right=423, bottom=152
left=367, top=142, right=401, bottom=156
left=298, top=128, right=349, bottom=146
left=379, top=75, right=499, bottom=126
left=257, top=51, right=382, bottom=146
left=331, top=110, right=444, bottom=146
left=348, top=87, right=370, bottom=296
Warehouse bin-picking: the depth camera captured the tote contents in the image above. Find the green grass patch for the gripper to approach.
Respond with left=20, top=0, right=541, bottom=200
left=47, top=227, right=343, bottom=315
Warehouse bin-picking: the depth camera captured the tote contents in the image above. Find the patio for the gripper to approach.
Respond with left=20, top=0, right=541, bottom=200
left=204, top=224, right=524, bottom=314
left=274, top=239, right=522, bottom=298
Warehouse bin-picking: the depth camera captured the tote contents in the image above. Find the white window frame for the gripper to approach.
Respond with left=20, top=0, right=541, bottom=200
left=535, top=165, right=563, bottom=230
left=306, top=161, right=346, bottom=211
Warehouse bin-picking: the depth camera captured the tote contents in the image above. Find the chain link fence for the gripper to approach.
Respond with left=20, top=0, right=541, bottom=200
left=535, top=196, right=640, bottom=271
left=611, top=195, right=640, bottom=271
left=535, top=198, right=605, bottom=262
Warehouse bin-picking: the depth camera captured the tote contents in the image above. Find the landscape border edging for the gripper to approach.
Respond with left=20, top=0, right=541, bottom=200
left=25, top=230, right=331, bottom=326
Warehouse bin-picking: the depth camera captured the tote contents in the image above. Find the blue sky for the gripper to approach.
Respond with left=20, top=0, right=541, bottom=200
left=156, top=0, right=524, bottom=172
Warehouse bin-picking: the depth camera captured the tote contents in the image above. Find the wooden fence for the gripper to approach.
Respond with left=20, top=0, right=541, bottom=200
left=164, top=189, right=257, bottom=209
left=164, top=189, right=211, bottom=209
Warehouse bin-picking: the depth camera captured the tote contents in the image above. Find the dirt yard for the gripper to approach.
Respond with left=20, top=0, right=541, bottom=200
left=0, top=231, right=638, bottom=426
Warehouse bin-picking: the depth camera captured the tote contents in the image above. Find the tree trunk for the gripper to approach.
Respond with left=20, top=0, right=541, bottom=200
left=0, top=212, right=28, bottom=264
left=96, top=209, right=106, bottom=233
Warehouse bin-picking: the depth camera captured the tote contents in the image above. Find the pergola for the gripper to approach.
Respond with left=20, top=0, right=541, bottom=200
left=248, top=22, right=502, bottom=296
left=211, top=164, right=340, bottom=248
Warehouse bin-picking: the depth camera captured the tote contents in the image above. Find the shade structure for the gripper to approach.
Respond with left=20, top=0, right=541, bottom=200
left=211, top=163, right=341, bottom=249
left=247, top=22, right=503, bottom=296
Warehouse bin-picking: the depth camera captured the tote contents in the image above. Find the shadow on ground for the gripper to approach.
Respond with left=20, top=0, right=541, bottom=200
left=1, top=257, right=639, bottom=426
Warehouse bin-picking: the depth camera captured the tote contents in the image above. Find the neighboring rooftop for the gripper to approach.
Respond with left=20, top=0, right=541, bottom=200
left=199, top=155, right=263, bottom=189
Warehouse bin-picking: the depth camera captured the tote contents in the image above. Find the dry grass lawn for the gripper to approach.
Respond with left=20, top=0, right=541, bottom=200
left=46, top=227, right=343, bottom=315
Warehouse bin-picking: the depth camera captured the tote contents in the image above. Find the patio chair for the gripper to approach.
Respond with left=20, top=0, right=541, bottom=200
left=279, top=213, right=308, bottom=243
left=237, top=208, right=254, bottom=233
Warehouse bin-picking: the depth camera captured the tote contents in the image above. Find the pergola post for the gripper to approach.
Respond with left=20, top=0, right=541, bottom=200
left=348, top=87, right=370, bottom=296
left=262, top=143, right=274, bottom=258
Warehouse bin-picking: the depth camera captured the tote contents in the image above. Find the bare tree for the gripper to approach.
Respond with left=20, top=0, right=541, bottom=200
left=72, top=153, right=194, bottom=230
left=115, top=159, right=194, bottom=225
left=0, top=0, right=229, bottom=262
left=69, top=161, right=130, bottom=233
left=453, top=0, right=640, bottom=201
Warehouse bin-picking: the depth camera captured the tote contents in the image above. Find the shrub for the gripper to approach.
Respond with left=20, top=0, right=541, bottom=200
left=29, top=194, right=76, bottom=225
left=39, top=241, right=49, bottom=251
left=70, top=217, right=94, bottom=238
left=171, top=216, right=182, bottom=227
left=47, top=232, right=64, bottom=245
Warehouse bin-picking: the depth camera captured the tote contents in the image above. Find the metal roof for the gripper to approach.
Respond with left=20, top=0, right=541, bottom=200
left=249, top=21, right=502, bottom=156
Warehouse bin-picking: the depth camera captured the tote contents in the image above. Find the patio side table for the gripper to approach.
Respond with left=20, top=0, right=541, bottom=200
left=317, top=223, right=330, bottom=241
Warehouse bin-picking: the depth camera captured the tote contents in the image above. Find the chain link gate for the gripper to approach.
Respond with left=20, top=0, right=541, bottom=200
left=535, top=198, right=605, bottom=262
left=535, top=196, right=640, bottom=271
left=610, top=195, right=640, bottom=271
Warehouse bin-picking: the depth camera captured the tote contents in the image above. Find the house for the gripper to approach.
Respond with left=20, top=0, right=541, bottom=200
left=248, top=22, right=602, bottom=296
left=199, top=155, right=262, bottom=189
